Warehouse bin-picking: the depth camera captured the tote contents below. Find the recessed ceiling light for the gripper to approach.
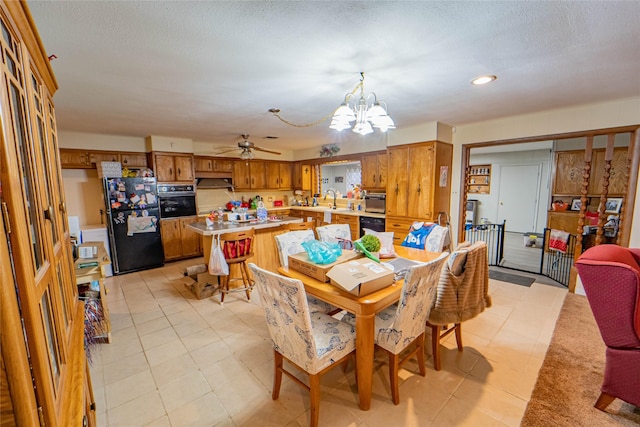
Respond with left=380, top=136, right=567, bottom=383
left=471, top=75, right=497, bottom=85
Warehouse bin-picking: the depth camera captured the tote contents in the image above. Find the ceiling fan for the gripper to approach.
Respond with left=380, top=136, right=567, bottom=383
left=215, top=134, right=281, bottom=159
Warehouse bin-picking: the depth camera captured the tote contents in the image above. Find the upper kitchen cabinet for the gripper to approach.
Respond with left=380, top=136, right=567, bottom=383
left=233, top=160, right=266, bottom=189
left=292, top=162, right=312, bottom=191
left=194, top=156, right=233, bottom=176
left=120, top=152, right=148, bottom=168
left=386, top=141, right=453, bottom=222
left=60, top=148, right=91, bottom=168
left=552, top=151, right=585, bottom=196
left=361, top=152, right=387, bottom=190
left=88, top=150, right=119, bottom=165
left=266, top=162, right=292, bottom=190
left=151, top=151, right=195, bottom=183
left=590, top=147, right=628, bottom=196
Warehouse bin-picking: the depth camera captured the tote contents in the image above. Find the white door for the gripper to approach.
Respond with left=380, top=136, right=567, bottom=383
left=497, top=164, right=541, bottom=233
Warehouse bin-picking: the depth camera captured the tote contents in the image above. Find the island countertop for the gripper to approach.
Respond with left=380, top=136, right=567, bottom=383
left=188, top=216, right=302, bottom=236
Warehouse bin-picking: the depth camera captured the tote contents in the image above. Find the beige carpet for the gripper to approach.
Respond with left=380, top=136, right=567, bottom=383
left=521, top=293, right=640, bottom=426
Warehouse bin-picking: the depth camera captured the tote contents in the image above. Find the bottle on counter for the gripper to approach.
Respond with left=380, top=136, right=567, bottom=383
left=217, top=207, right=224, bottom=223
left=256, top=200, right=268, bottom=222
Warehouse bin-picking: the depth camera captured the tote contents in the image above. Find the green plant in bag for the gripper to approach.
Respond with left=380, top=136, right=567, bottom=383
left=360, top=234, right=381, bottom=253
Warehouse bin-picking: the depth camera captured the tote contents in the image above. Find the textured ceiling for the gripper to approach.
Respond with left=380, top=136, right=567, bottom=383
left=27, top=1, right=640, bottom=152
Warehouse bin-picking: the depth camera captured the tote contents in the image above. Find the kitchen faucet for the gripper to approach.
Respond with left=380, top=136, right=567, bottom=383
left=324, top=188, right=337, bottom=209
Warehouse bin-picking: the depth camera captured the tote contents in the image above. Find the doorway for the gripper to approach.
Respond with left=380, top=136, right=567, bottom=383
left=497, top=164, right=541, bottom=233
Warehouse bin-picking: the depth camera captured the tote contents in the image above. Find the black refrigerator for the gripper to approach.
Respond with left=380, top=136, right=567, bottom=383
left=104, top=177, right=164, bottom=274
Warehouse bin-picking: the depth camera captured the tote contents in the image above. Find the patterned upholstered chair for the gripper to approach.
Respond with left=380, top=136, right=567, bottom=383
left=427, top=241, right=491, bottom=371
left=248, top=263, right=356, bottom=427
left=274, top=231, right=339, bottom=314
left=316, top=224, right=352, bottom=248
left=343, top=253, right=448, bottom=404
left=575, top=245, right=640, bottom=411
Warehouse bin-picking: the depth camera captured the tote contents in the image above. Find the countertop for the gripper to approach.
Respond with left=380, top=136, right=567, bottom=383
left=197, top=206, right=385, bottom=219
left=188, top=215, right=302, bottom=236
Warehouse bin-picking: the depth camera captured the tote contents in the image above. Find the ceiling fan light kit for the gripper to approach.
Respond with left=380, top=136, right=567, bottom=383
left=215, top=134, right=281, bottom=159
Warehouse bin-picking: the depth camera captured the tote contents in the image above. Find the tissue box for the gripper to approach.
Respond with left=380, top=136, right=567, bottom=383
left=288, top=250, right=362, bottom=282
left=97, top=161, right=122, bottom=178
left=326, top=258, right=395, bottom=296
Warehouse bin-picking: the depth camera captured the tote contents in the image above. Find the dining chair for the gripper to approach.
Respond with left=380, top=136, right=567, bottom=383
left=343, top=252, right=448, bottom=404
left=217, top=228, right=255, bottom=304
left=282, top=221, right=316, bottom=233
left=316, top=224, right=352, bottom=249
left=248, top=263, right=356, bottom=427
left=575, top=244, right=640, bottom=411
left=427, top=241, right=491, bottom=370
left=274, top=230, right=340, bottom=314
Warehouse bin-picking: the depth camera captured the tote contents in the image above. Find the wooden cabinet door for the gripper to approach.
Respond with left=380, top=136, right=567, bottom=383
left=407, top=144, right=436, bottom=219
left=120, top=152, right=147, bottom=168
left=89, top=151, right=120, bottom=165
left=335, top=214, right=359, bottom=240
left=194, top=156, right=213, bottom=172
left=590, top=148, right=628, bottom=196
left=266, top=162, right=280, bottom=189
left=174, top=155, right=194, bottom=182
left=250, top=161, right=267, bottom=189
left=554, top=151, right=584, bottom=195
left=293, top=163, right=312, bottom=190
left=213, top=158, right=233, bottom=172
left=60, top=148, right=90, bottom=168
left=386, top=217, right=415, bottom=245
left=377, top=153, right=388, bottom=188
left=160, top=219, right=183, bottom=260
left=547, top=212, right=579, bottom=234
left=155, top=154, right=176, bottom=182
left=386, top=147, right=408, bottom=217
left=180, top=217, right=201, bottom=257
left=279, top=163, right=292, bottom=189
left=361, top=154, right=378, bottom=188
left=233, top=161, right=251, bottom=189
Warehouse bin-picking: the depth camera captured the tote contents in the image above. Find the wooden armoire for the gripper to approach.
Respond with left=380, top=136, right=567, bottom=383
left=1, top=2, right=96, bottom=426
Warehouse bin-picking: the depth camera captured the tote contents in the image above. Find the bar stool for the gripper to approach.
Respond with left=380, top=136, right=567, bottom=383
left=218, top=228, right=255, bottom=304
left=282, top=221, right=315, bottom=232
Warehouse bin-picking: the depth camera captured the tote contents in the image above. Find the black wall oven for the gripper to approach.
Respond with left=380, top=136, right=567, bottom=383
left=360, top=216, right=386, bottom=237
left=157, top=184, right=197, bottom=218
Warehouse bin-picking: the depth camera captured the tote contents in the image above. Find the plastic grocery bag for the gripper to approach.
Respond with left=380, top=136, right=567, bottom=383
left=301, top=240, right=342, bottom=264
left=208, top=235, right=229, bottom=275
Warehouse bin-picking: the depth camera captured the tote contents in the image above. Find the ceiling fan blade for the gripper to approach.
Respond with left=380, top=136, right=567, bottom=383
left=213, top=147, right=240, bottom=155
left=253, top=146, right=281, bottom=155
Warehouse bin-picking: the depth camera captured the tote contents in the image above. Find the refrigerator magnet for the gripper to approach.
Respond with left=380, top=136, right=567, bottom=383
left=142, top=210, right=149, bottom=217
left=146, top=193, right=156, bottom=204
left=135, top=184, right=144, bottom=190
left=130, top=194, right=141, bottom=204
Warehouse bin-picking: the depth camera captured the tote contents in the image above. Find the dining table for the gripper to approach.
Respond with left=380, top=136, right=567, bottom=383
left=277, top=245, right=445, bottom=411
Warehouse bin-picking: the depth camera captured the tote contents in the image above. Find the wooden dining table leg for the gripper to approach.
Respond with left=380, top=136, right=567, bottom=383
left=355, top=312, right=375, bottom=411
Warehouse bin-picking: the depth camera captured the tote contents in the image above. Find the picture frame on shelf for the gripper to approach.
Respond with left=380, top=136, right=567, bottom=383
left=570, top=198, right=582, bottom=211
left=605, top=198, right=623, bottom=214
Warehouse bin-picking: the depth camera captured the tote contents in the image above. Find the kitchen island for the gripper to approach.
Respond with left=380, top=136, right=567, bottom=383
left=188, top=216, right=302, bottom=272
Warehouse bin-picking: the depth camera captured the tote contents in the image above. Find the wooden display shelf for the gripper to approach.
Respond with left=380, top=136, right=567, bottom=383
left=467, top=164, right=491, bottom=194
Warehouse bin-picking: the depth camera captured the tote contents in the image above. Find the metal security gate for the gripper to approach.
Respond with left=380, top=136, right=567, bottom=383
left=539, top=228, right=577, bottom=287
left=464, top=221, right=505, bottom=266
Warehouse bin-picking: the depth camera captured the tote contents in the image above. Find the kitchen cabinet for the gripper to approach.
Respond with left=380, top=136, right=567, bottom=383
left=547, top=211, right=580, bottom=234
left=361, top=152, right=387, bottom=190
left=266, top=162, right=293, bottom=189
left=60, top=148, right=91, bottom=168
left=88, top=150, right=120, bottom=165
left=553, top=151, right=585, bottom=196
left=194, top=156, right=233, bottom=174
left=292, top=162, right=312, bottom=191
left=386, top=141, right=453, bottom=222
left=152, top=152, right=195, bottom=183
left=233, top=160, right=266, bottom=189
left=120, top=152, right=148, bottom=168
left=467, top=165, right=491, bottom=194
left=160, top=216, right=202, bottom=261
left=333, top=214, right=360, bottom=241
left=590, top=147, right=628, bottom=196
left=386, top=217, right=415, bottom=245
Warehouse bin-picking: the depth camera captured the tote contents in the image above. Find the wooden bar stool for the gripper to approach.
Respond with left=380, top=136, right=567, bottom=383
left=282, top=221, right=315, bottom=233
left=218, top=228, right=255, bottom=304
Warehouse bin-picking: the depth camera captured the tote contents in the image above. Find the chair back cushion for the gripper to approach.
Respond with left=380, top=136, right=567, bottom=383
left=220, top=229, right=254, bottom=260
left=376, top=253, right=448, bottom=353
left=274, top=230, right=316, bottom=267
left=316, top=224, right=351, bottom=245
left=400, top=222, right=450, bottom=252
left=576, top=245, right=640, bottom=348
left=429, top=241, right=491, bottom=325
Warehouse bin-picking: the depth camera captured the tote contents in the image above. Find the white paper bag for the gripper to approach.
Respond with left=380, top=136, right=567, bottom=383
left=208, top=235, right=229, bottom=276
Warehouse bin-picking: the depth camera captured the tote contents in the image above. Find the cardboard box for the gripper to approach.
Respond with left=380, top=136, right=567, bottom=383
left=326, top=258, right=395, bottom=296
left=288, top=250, right=362, bottom=282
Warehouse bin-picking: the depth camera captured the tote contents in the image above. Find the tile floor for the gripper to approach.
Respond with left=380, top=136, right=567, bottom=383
left=90, top=258, right=567, bottom=426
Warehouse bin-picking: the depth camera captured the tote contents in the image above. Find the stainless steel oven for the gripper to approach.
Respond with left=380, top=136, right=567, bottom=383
left=157, top=184, right=197, bottom=218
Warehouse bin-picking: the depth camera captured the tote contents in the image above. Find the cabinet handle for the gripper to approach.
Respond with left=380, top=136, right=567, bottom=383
left=177, top=168, right=181, bottom=177
left=372, top=174, right=376, bottom=183
left=59, top=202, right=66, bottom=214
left=169, top=167, right=173, bottom=176
left=245, top=177, right=249, bottom=184
left=378, top=174, right=382, bottom=184
left=123, top=158, right=128, bottom=164
left=395, top=184, right=399, bottom=195
left=417, top=184, right=421, bottom=194
left=43, top=206, right=53, bottom=221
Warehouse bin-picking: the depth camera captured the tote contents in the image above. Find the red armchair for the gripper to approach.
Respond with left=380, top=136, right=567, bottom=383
left=575, top=244, right=640, bottom=411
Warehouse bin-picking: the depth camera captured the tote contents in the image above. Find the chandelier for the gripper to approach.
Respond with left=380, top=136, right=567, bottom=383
left=268, top=72, right=395, bottom=136
left=329, top=72, right=395, bottom=135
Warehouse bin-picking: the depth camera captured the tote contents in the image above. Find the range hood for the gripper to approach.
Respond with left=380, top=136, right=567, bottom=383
left=196, top=178, right=234, bottom=189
